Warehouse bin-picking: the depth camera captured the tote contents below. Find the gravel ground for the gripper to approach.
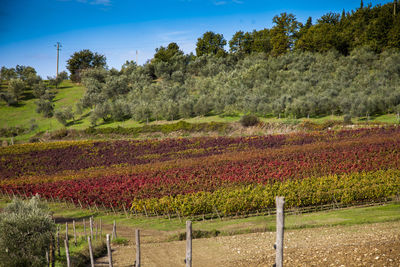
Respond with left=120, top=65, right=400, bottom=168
left=94, top=221, right=400, bottom=267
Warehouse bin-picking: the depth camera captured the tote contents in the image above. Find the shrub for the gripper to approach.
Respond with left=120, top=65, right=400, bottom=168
left=240, top=114, right=260, bottom=127
left=58, top=71, right=69, bottom=80
left=0, top=126, right=28, bottom=137
left=35, top=98, right=54, bottom=118
left=55, top=106, right=74, bottom=126
left=343, top=114, right=352, bottom=124
left=8, top=78, right=26, bottom=101
left=0, top=195, right=56, bottom=267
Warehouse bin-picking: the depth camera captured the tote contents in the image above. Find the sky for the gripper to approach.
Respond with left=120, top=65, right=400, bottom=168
left=0, top=0, right=393, bottom=78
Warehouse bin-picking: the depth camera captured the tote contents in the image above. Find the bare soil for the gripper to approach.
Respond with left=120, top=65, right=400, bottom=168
left=94, top=221, right=400, bottom=267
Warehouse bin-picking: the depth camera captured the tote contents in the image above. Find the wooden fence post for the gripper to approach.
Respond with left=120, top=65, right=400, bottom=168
left=73, top=220, right=77, bottom=246
left=88, top=236, right=95, bottom=267
left=65, top=222, right=69, bottom=242
left=106, top=234, right=113, bottom=267
left=185, top=221, right=192, bottom=267
left=56, top=225, right=60, bottom=257
left=83, top=218, right=87, bottom=238
left=90, top=216, right=94, bottom=240
left=95, top=221, right=98, bottom=240
left=135, top=229, right=141, bottom=267
left=275, top=197, right=285, bottom=267
left=51, top=234, right=55, bottom=267
left=112, top=220, right=117, bottom=240
left=64, top=239, right=71, bottom=267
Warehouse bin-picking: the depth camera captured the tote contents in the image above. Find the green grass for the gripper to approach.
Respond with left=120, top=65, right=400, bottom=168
left=1, top=197, right=399, bottom=243
left=39, top=200, right=400, bottom=235
left=0, top=80, right=87, bottom=142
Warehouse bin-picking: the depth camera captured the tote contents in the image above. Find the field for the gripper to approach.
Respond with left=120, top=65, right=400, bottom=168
left=1, top=126, right=400, bottom=218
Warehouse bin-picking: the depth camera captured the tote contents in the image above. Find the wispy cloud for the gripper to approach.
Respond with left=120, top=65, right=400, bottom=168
left=158, top=31, right=192, bottom=43
left=213, top=0, right=243, bottom=6
left=90, top=0, right=111, bottom=6
left=214, top=1, right=228, bottom=5
left=60, top=0, right=112, bottom=6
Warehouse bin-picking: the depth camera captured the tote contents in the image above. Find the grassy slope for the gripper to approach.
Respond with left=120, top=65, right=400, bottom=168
left=1, top=80, right=400, bottom=143
left=0, top=81, right=86, bottom=141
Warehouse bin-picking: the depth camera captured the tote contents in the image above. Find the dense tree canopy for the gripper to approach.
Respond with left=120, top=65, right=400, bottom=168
left=196, top=31, right=227, bottom=57
left=78, top=47, right=400, bottom=124
left=66, top=49, right=107, bottom=82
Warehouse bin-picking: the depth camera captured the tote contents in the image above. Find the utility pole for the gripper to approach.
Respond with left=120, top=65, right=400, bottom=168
left=55, top=42, right=62, bottom=77
left=136, top=50, right=138, bottom=65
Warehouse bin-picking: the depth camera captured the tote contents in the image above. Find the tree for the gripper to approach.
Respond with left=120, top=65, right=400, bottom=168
left=0, top=196, right=56, bottom=267
left=8, top=78, right=26, bottom=102
left=317, top=12, right=340, bottom=25
left=153, top=42, right=184, bottom=63
left=47, top=76, right=63, bottom=88
left=296, top=23, right=341, bottom=53
left=54, top=106, right=74, bottom=126
left=0, top=67, right=17, bottom=81
left=58, top=71, right=69, bottom=80
left=66, top=49, right=106, bottom=82
left=271, top=13, right=302, bottom=55
left=32, top=81, right=49, bottom=98
left=388, top=17, right=400, bottom=48
left=15, top=65, right=36, bottom=80
left=229, top=31, right=254, bottom=54
left=252, top=29, right=273, bottom=54
left=196, top=31, right=227, bottom=57
left=111, top=99, right=131, bottom=121
left=35, top=98, right=54, bottom=118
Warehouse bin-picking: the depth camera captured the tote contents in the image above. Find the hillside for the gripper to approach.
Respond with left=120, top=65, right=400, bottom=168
left=0, top=79, right=399, bottom=144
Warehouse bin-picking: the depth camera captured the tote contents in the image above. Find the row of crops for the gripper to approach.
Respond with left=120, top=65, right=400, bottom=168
left=1, top=127, right=400, bottom=216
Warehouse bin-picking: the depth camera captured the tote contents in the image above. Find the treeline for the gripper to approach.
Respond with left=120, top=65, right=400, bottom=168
left=75, top=1, right=400, bottom=125
left=194, top=0, right=400, bottom=57
left=0, top=65, right=68, bottom=112
left=79, top=47, right=400, bottom=125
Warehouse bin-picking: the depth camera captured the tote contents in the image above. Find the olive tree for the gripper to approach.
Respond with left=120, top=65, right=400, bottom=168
left=0, top=195, right=56, bottom=267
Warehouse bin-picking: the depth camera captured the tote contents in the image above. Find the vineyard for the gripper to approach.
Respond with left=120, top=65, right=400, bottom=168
left=1, top=127, right=400, bottom=217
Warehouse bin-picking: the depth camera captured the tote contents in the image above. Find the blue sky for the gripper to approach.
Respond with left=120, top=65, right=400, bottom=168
left=0, top=0, right=392, bottom=78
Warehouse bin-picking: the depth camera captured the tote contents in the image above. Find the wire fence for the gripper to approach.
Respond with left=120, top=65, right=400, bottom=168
left=1, top=190, right=398, bottom=223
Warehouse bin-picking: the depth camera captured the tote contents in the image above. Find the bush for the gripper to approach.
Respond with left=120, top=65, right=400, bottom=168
left=58, top=71, right=69, bottom=80
left=35, top=98, right=54, bottom=118
left=0, top=126, right=28, bottom=137
left=240, top=114, right=260, bottom=127
left=0, top=195, right=56, bottom=267
left=54, top=106, right=74, bottom=126
left=50, top=128, right=69, bottom=140
left=8, top=78, right=26, bottom=101
left=0, top=92, right=18, bottom=106
left=343, top=114, right=352, bottom=124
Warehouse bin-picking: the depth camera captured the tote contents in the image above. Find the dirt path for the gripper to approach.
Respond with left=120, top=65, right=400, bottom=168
left=95, top=221, right=400, bottom=267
